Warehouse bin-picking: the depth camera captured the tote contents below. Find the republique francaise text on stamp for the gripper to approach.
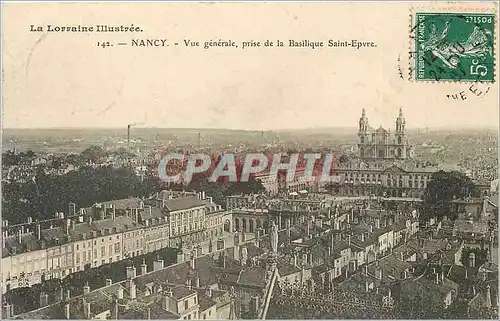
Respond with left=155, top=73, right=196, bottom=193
left=410, top=10, right=496, bottom=82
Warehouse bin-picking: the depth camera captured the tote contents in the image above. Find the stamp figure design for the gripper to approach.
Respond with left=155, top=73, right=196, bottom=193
left=415, top=13, right=495, bottom=82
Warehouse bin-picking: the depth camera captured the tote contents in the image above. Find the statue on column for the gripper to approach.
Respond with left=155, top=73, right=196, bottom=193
left=270, top=221, right=279, bottom=254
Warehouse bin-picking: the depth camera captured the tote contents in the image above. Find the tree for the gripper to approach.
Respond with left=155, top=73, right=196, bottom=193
left=422, top=170, right=477, bottom=221
left=394, top=281, right=444, bottom=319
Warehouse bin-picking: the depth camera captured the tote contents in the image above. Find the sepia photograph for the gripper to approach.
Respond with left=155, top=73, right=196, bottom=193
left=1, top=1, right=499, bottom=319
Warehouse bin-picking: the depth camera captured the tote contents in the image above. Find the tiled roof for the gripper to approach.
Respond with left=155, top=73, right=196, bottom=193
left=170, top=285, right=196, bottom=300
left=277, top=258, right=301, bottom=277
left=197, top=292, right=217, bottom=312
left=237, top=266, right=267, bottom=288
left=97, top=198, right=142, bottom=209
left=163, top=198, right=206, bottom=212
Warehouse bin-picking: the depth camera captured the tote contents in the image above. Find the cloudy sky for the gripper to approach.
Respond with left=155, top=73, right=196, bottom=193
left=2, top=2, right=498, bottom=130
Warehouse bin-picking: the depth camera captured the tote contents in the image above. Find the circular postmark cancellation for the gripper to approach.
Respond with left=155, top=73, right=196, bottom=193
left=409, top=7, right=497, bottom=83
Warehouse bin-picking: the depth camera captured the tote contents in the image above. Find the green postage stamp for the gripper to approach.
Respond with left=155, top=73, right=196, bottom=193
left=411, top=11, right=495, bottom=82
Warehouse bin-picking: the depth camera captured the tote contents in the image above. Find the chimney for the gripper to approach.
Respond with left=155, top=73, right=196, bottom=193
left=127, top=125, right=131, bottom=148
left=39, top=292, right=49, bottom=308
left=83, top=283, right=90, bottom=295
left=375, top=218, right=380, bottom=229
left=376, top=268, right=382, bottom=279
left=64, top=302, right=70, bottom=319
left=365, top=281, right=369, bottom=292
left=348, top=235, right=351, bottom=245
left=117, top=287, right=124, bottom=300
left=364, top=265, right=368, bottom=276
left=126, top=266, right=137, bottom=279
left=141, top=260, right=147, bottom=275
left=251, top=296, right=260, bottom=315
left=206, top=287, right=213, bottom=298
left=369, top=225, right=373, bottom=233
left=106, top=279, right=113, bottom=286
left=360, top=233, right=365, bottom=242
left=177, top=251, right=185, bottom=263
left=190, top=255, right=196, bottom=270
left=186, top=278, right=192, bottom=289
left=130, top=281, right=137, bottom=300
left=114, top=299, right=119, bottom=320
left=195, top=274, right=200, bottom=288
left=293, top=253, right=298, bottom=267
left=434, top=273, right=439, bottom=284
left=85, top=301, right=91, bottom=319
left=36, top=224, right=41, bottom=240
left=153, top=259, right=164, bottom=271
left=71, top=220, right=75, bottom=231
left=256, top=229, right=261, bottom=247
left=18, top=230, right=22, bottom=244
left=3, top=303, right=13, bottom=319
left=66, top=289, right=71, bottom=301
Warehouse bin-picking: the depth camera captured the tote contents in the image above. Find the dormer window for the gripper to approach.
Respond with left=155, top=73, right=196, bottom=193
left=55, top=238, right=60, bottom=245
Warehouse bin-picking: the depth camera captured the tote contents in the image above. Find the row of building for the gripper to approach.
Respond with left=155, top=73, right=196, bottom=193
left=1, top=191, right=231, bottom=294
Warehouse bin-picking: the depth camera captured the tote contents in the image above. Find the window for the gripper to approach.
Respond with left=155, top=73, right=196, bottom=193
left=76, top=244, right=79, bottom=251
left=101, top=247, right=105, bottom=257
left=184, top=300, right=188, bottom=310
left=194, top=297, right=197, bottom=304
left=76, top=253, right=80, bottom=264
left=93, top=249, right=97, bottom=259
left=114, top=243, right=121, bottom=253
left=116, top=256, right=120, bottom=261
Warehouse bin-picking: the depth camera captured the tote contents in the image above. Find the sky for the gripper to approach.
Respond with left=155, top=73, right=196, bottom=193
left=2, top=2, right=498, bottom=130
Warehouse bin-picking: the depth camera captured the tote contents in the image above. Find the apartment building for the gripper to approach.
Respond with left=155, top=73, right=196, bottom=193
left=2, top=191, right=233, bottom=294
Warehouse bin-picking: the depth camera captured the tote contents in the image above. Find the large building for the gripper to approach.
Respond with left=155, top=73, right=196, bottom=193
left=358, top=108, right=411, bottom=160
left=1, top=191, right=232, bottom=294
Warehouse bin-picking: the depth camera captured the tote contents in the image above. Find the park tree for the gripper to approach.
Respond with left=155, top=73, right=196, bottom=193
left=394, top=281, right=444, bottom=319
left=422, top=170, right=477, bottom=221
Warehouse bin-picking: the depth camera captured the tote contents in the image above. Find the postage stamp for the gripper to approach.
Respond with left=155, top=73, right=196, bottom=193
left=410, top=11, right=496, bottom=82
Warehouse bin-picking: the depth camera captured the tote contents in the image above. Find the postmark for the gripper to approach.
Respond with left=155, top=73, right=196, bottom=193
left=410, top=9, right=496, bottom=82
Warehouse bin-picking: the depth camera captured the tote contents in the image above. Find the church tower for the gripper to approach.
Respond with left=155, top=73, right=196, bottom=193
left=358, top=108, right=369, bottom=158
left=394, top=108, right=407, bottom=159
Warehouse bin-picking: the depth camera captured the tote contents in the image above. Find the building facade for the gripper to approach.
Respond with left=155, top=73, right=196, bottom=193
left=358, top=108, right=411, bottom=160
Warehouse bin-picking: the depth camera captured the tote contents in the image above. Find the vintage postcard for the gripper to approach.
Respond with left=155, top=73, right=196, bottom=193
left=1, top=1, right=498, bottom=320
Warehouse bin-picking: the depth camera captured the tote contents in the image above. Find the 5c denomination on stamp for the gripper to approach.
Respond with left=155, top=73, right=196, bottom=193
left=410, top=11, right=495, bottom=82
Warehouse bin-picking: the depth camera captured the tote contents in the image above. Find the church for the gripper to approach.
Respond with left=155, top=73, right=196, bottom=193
left=358, top=108, right=411, bottom=160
